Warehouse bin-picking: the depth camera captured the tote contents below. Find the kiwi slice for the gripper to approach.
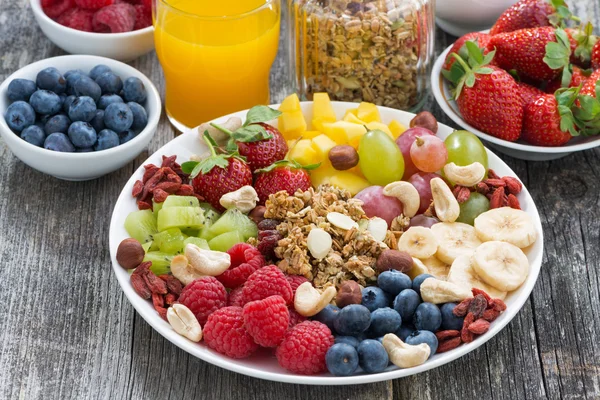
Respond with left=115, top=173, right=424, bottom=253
left=183, top=237, right=210, bottom=250
left=208, top=209, right=258, bottom=240
left=142, top=251, right=173, bottom=275
left=153, top=200, right=164, bottom=220
left=124, top=209, right=158, bottom=244
left=199, top=202, right=221, bottom=225
left=153, top=228, right=185, bottom=254
left=141, top=241, right=153, bottom=253
left=157, top=206, right=205, bottom=232
left=208, top=231, right=244, bottom=252
left=163, top=195, right=200, bottom=208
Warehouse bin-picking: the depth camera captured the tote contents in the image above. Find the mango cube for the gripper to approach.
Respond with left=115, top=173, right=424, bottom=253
left=279, top=93, right=301, bottom=112
left=328, top=171, right=371, bottom=195
left=343, top=112, right=366, bottom=125
left=279, top=110, right=307, bottom=140
left=366, top=121, right=393, bottom=139
left=324, top=121, right=367, bottom=146
left=357, top=102, right=381, bottom=123
left=310, top=165, right=335, bottom=188
left=344, top=108, right=359, bottom=118
left=311, top=134, right=337, bottom=160
left=287, top=139, right=318, bottom=166
left=389, top=120, right=407, bottom=139
left=302, top=130, right=322, bottom=139
left=312, top=93, right=337, bottom=123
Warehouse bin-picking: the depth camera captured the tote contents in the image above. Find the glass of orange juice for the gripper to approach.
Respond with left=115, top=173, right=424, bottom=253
left=154, top=0, right=281, bottom=130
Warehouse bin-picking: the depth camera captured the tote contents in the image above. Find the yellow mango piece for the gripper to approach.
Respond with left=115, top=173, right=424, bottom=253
left=343, top=112, right=366, bottom=125
left=311, top=134, right=337, bottom=160
left=312, top=117, right=331, bottom=133
left=344, top=108, right=359, bottom=118
left=279, top=93, right=301, bottom=112
left=366, top=122, right=393, bottom=139
left=357, top=102, right=381, bottom=123
left=312, top=93, right=337, bottom=123
left=324, top=121, right=367, bottom=146
left=279, top=110, right=307, bottom=140
left=389, top=120, right=407, bottom=139
left=302, top=130, right=322, bottom=140
left=328, top=171, right=371, bottom=195
left=288, top=139, right=318, bottom=166
left=310, top=165, right=335, bottom=188
left=321, top=122, right=346, bottom=144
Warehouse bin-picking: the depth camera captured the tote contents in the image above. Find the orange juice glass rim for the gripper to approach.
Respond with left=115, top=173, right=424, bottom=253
left=159, top=0, right=277, bottom=20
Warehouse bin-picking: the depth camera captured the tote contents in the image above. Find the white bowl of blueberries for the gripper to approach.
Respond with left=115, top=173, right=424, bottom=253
left=0, top=55, right=160, bottom=181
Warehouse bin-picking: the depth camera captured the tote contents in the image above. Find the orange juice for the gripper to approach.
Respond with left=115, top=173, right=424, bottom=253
left=154, top=0, right=281, bottom=129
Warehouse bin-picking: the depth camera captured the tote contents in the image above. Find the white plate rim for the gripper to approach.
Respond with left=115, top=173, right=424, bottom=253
left=109, top=102, right=544, bottom=385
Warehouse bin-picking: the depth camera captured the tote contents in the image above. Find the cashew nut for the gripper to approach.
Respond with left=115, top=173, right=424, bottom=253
left=419, top=277, right=473, bottom=304
left=219, top=185, right=259, bottom=214
left=167, top=304, right=203, bottom=342
left=196, top=116, right=242, bottom=146
left=185, top=244, right=231, bottom=276
left=430, top=178, right=460, bottom=222
left=383, top=181, right=420, bottom=218
left=443, top=162, right=486, bottom=187
left=294, top=282, right=337, bottom=317
left=170, top=255, right=204, bottom=286
left=382, top=334, right=430, bottom=368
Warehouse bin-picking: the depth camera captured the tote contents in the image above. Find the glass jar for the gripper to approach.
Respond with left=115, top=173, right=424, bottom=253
left=292, top=0, right=434, bottom=111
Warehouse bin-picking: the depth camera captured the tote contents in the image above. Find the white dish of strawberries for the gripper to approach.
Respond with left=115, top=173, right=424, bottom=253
left=109, top=100, right=544, bottom=385
left=431, top=0, right=600, bottom=161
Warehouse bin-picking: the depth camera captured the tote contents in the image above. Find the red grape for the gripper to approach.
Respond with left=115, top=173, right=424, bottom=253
left=395, top=127, right=435, bottom=179
left=354, top=186, right=403, bottom=227
left=410, top=135, right=448, bottom=173
left=408, top=172, right=442, bottom=214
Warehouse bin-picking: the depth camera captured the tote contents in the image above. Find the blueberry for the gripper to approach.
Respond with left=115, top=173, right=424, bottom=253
left=68, top=121, right=97, bottom=148
left=36, top=67, right=66, bottom=94
left=4, top=101, right=36, bottom=132
left=7, top=79, right=37, bottom=102
left=334, top=304, right=371, bottom=336
left=393, top=289, right=421, bottom=321
left=68, top=96, right=97, bottom=122
left=98, top=94, right=124, bottom=110
left=94, top=129, right=120, bottom=151
left=440, top=303, right=465, bottom=331
left=313, top=304, right=340, bottom=332
left=406, top=330, right=438, bottom=357
left=367, top=307, right=401, bottom=337
left=378, top=270, right=412, bottom=296
left=65, top=70, right=85, bottom=95
left=20, top=125, right=46, bottom=146
left=44, top=114, right=71, bottom=135
left=104, top=102, right=133, bottom=132
left=413, top=302, right=442, bottom=332
left=128, top=102, right=148, bottom=131
left=90, top=109, right=105, bottom=132
left=29, top=90, right=62, bottom=115
left=412, top=274, right=434, bottom=297
left=65, top=69, right=86, bottom=80
left=76, top=147, right=94, bottom=152
left=95, top=72, right=123, bottom=95
left=118, top=129, right=138, bottom=144
left=73, top=75, right=102, bottom=102
left=63, top=95, right=77, bottom=113
left=325, top=343, right=359, bottom=376
left=394, top=324, right=415, bottom=341
left=89, top=64, right=112, bottom=80
left=361, top=286, right=389, bottom=312
left=357, top=339, right=389, bottom=373
left=44, top=132, right=75, bottom=152
left=334, top=336, right=360, bottom=348
left=123, top=76, right=147, bottom=103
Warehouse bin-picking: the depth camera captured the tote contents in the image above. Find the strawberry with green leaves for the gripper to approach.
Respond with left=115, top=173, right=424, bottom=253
left=545, top=65, right=589, bottom=94
left=566, top=22, right=598, bottom=68
left=254, top=160, right=318, bottom=205
left=521, top=89, right=578, bottom=146
left=183, top=132, right=253, bottom=212
left=443, top=32, right=492, bottom=71
left=489, top=0, right=575, bottom=35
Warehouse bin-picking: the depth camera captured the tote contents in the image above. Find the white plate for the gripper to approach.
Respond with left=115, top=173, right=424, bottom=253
left=109, top=102, right=544, bottom=385
left=431, top=44, right=600, bottom=161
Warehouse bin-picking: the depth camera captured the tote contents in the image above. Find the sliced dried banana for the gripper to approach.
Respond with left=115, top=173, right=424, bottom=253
left=474, top=207, right=537, bottom=249
left=431, top=222, right=482, bottom=265
left=447, top=255, right=507, bottom=300
left=471, top=241, right=529, bottom=292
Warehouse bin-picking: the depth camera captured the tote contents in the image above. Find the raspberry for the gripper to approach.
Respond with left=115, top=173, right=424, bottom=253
left=286, top=274, right=308, bottom=297
left=228, top=286, right=245, bottom=307
left=288, top=307, right=306, bottom=328
left=203, top=307, right=258, bottom=358
left=276, top=321, right=334, bottom=374
left=178, top=277, right=228, bottom=326
left=133, top=4, right=152, bottom=30
left=241, top=265, right=293, bottom=305
left=42, top=0, right=75, bottom=19
left=75, top=0, right=113, bottom=10
left=242, top=295, right=289, bottom=347
left=56, top=8, right=94, bottom=31
left=216, top=243, right=265, bottom=289
left=92, top=3, right=135, bottom=33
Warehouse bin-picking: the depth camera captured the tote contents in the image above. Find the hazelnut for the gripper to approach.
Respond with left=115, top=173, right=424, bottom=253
left=249, top=205, right=266, bottom=224
left=336, top=280, right=362, bottom=308
left=376, top=249, right=413, bottom=273
left=328, top=145, right=359, bottom=171
left=409, top=111, right=438, bottom=133
left=116, top=238, right=145, bottom=269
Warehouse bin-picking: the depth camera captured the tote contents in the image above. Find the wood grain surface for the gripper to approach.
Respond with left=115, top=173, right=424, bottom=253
left=1, top=0, right=599, bottom=399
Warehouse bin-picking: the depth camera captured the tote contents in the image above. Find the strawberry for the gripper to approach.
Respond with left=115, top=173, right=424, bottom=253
left=254, top=161, right=315, bottom=205
left=489, top=27, right=571, bottom=82
left=186, top=133, right=253, bottom=211
left=489, top=0, right=572, bottom=36
left=566, top=23, right=598, bottom=69
left=443, top=32, right=492, bottom=71
left=579, top=69, right=600, bottom=98
left=521, top=92, right=576, bottom=146
left=545, top=65, right=589, bottom=94
left=517, top=81, right=546, bottom=107
left=592, top=40, right=600, bottom=70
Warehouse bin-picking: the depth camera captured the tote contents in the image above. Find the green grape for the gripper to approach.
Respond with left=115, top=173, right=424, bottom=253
left=444, top=130, right=488, bottom=169
left=359, top=129, right=405, bottom=185
left=457, top=193, right=490, bottom=226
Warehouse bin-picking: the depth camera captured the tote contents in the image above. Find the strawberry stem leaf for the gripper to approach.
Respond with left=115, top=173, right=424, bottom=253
left=243, top=106, right=282, bottom=127
left=543, top=28, right=572, bottom=70
left=255, top=159, right=321, bottom=173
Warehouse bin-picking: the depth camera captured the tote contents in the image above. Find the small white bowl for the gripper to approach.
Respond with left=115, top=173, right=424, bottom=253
left=0, top=55, right=161, bottom=181
left=431, top=45, right=600, bottom=161
left=435, top=0, right=518, bottom=36
left=30, top=0, right=154, bottom=62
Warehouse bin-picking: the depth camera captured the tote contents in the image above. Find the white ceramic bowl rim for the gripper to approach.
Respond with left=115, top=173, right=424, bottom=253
left=432, top=44, right=600, bottom=153
left=109, top=102, right=545, bottom=385
left=0, top=55, right=161, bottom=158
left=30, top=0, right=153, bottom=38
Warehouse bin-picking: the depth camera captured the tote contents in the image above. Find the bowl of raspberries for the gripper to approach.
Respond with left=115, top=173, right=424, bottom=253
left=30, top=0, right=154, bottom=61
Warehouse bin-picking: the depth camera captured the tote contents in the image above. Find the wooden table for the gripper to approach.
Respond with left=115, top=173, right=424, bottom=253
left=2, top=1, right=600, bottom=398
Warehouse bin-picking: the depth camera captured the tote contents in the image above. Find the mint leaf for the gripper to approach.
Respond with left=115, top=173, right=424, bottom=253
left=231, top=124, right=274, bottom=142
left=181, top=161, right=199, bottom=175
left=244, top=106, right=282, bottom=127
